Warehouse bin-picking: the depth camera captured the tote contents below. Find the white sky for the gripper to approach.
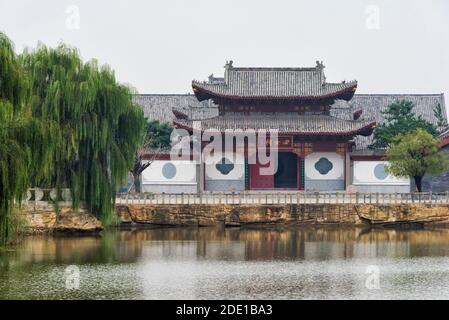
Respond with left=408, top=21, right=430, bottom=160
left=1, top=0, right=448, bottom=104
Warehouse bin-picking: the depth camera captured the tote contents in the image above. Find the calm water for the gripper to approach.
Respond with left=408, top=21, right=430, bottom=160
left=1, top=226, right=449, bottom=300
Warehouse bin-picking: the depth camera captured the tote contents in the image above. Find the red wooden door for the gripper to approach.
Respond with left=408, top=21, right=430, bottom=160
left=249, top=160, right=274, bottom=190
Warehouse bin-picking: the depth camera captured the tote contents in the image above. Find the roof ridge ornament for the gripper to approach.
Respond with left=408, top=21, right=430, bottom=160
left=316, top=60, right=325, bottom=70
left=225, top=60, right=234, bottom=69
left=316, top=60, right=326, bottom=84
left=224, top=60, right=233, bottom=84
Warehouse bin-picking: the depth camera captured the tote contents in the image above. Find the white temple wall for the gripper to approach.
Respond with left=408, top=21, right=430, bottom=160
left=351, top=160, right=410, bottom=193
left=304, top=152, right=345, bottom=191
left=204, top=152, right=245, bottom=191
left=141, top=160, right=198, bottom=193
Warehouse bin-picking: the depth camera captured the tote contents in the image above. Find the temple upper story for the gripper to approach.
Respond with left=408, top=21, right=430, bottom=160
left=192, top=61, right=357, bottom=111
left=180, top=61, right=374, bottom=138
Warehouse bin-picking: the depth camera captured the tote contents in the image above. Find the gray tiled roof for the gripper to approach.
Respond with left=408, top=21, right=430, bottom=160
left=133, top=94, right=217, bottom=123
left=174, top=114, right=375, bottom=135
left=192, top=62, right=357, bottom=100
left=331, top=94, right=447, bottom=150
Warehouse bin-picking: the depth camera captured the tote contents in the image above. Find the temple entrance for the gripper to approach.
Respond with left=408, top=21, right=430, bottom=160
left=274, top=152, right=298, bottom=189
left=249, top=151, right=300, bottom=190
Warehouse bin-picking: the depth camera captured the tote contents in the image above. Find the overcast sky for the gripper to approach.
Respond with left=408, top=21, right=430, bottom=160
left=1, top=0, right=448, bottom=103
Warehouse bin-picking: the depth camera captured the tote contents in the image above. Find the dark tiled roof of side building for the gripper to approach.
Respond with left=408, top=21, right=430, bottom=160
left=331, top=94, right=447, bottom=150
left=133, top=94, right=217, bottom=123
left=134, top=93, right=446, bottom=151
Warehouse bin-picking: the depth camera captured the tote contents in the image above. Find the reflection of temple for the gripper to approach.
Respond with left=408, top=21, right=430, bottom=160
left=136, top=61, right=446, bottom=193
left=10, top=228, right=449, bottom=265
left=6, top=229, right=449, bottom=299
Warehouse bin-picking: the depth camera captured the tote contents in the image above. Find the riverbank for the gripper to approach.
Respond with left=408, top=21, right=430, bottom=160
left=21, top=200, right=449, bottom=234
left=21, top=203, right=103, bottom=234
left=116, top=203, right=449, bottom=228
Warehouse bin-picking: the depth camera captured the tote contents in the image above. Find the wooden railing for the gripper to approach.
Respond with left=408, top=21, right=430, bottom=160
left=115, top=191, right=449, bottom=206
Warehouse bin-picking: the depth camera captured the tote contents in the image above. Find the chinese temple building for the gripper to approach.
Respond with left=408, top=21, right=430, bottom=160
left=134, top=61, right=447, bottom=193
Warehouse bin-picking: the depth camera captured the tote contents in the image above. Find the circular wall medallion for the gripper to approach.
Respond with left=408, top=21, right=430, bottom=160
left=374, top=163, right=388, bottom=180
left=162, top=162, right=177, bottom=179
left=216, top=158, right=234, bottom=175
left=314, top=157, right=333, bottom=175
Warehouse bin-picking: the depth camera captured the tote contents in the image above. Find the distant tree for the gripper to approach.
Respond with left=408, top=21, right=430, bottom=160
left=130, top=120, right=172, bottom=193
left=385, top=128, right=449, bottom=192
left=370, top=100, right=437, bottom=149
left=433, top=103, right=448, bottom=129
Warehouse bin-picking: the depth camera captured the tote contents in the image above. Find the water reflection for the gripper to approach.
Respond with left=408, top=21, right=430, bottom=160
left=1, top=227, right=449, bottom=299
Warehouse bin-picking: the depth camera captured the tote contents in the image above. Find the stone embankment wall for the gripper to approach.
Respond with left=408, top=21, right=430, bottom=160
left=116, top=203, right=449, bottom=227
left=22, top=203, right=103, bottom=234
left=22, top=202, right=449, bottom=233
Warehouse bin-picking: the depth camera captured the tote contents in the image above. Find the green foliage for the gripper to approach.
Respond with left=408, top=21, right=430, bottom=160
left=1, top=32, right=30, bottom=244
left=370, top=100, right=437, bottom=149
left=1, top=32, right=145, bottom=243
left=0, top=32, right=54, bottom=245
left=144, top=120, right=172, bottom=149
left=20, top=43, right=145, bottom=222
left=433, top=103, right=448, bottom=129
left=385, top=128, right=449, bottom=192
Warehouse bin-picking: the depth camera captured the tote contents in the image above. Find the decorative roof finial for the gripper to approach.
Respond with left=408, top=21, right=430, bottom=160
left=316, top=60, right=325, bottom=69
left=225, top=60, right=234, bottom=69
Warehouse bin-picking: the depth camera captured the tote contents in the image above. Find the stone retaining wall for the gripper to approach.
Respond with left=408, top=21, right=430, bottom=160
left=22, top=203, right=103, bottom=234
left=116, top=203, right=449, bottom=227
left=23, top=202, right=449, bottom=233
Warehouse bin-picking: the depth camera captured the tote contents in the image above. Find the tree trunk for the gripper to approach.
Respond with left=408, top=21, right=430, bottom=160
left=414, top=176, right=423, bottom=192
left=133, top=173, right=141, bottom=193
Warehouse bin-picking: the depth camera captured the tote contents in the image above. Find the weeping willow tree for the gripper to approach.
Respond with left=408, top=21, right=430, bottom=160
left=0, top=32, right=55, bottom=245
left=21, top=43, right=144, bottom=223
left=0, top=32, right=29, bottom=244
